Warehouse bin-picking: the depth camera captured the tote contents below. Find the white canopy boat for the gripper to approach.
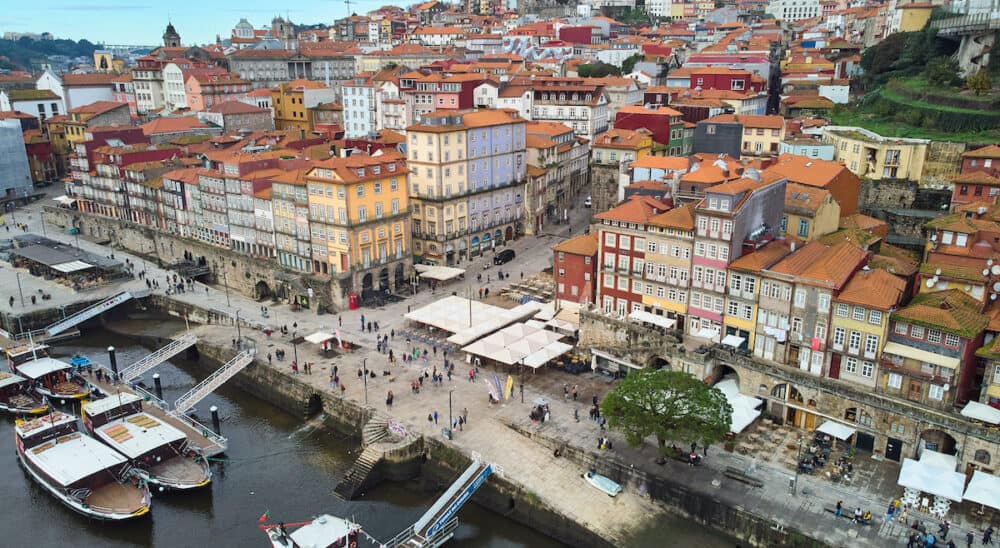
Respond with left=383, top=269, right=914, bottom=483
left=83, top=393, right=211, bottom=491
left=264, top=514, right=362, bottom=548
left=0, top=372, right=48, bottom=415
left=16, top=357, right=94, bottom=401
left=15, top=411, right=151, bottom=520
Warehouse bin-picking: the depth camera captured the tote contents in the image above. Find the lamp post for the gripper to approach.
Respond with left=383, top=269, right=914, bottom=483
left=15, top=272, right=25, bottom=308
left=292, top=330, right=299, bottom=364
left=519, top=361, right=525, bottom=404
left=221, top=266, right=231, bottom=307
left=448, top=388, right=454, bottom=439
left=362, top=357, right=369, bottom=406
left=235, top=309, right=242, bottom=347
left=792, top=437, right=804, bottom=495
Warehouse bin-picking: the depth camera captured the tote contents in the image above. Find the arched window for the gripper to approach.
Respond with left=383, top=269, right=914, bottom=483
left=975, top=450, right=991, bottom=465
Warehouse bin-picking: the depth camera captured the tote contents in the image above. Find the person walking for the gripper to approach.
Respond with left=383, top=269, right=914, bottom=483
left=984, top=525, right=994, bottom=545
left=433, top=410, right=438, bottom=424
left=969, top=530, right=977, bottom=548
left=835, top=501, right=842, bottom=518
left=940, top=520, right=951, bottom=540
left=887, top=501, right=896, bottom=522
left=267, top=353, right=272, bottom=365
left=462, top=407, right=468, bottom=425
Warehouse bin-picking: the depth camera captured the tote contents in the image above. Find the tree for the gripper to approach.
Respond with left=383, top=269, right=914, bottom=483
left=577, top=62, right=621, bottom=78
left=925, top=56, right=962, bottom=87
left=967, top=71, right=993, bottom=95
left=601, top=369, right=732, bottom=452
left=621, top=53, right=643, bottom=76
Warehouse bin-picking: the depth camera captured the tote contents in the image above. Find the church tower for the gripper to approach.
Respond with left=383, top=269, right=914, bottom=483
left=163, top=22, right=181, bottom=47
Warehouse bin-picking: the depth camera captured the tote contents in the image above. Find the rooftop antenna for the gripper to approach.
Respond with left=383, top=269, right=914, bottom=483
left=345, top=0, right=354, bottom=16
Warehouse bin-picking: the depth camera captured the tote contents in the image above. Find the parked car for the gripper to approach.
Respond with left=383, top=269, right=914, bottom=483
left=584, top=196, right=592, bottom=208
left=493, top=249, right=515, bottom=265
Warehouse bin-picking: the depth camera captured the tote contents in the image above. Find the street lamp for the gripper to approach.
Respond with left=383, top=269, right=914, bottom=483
left=235, top=309, right=242, bottom=347
left=362, top=357, right=369, bottom=406
left=448, top=388, right=454, bottom=439
left=519, top=361, right=525, bottom=404
left=792, top=437, right=804, bottom=495
left=292, top=330, right=299, bottom=364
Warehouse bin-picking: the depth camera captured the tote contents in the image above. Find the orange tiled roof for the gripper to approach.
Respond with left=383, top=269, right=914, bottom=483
left=141, top=116, right=211, bottom=135
left=893, top=289, right=987, bottom=338
left=729, top=239, right=794, bottom=273
left=769, top=240, right=868, bottom=289
left=553, top=233, right=598, bottom=256
left=704, top=114, right=785, bottom=129
left=62, top=73, right=117, bottom=86
left=963, top=145, right=1000, bottom=159
left=68, top=101, right=127, bottom=116
left=630, top=155, right=689, bottom=171
left=763, top=154, right=851, bottom=189
left=594, top=194, right=669, bottom=224
left=836, top=267, right=906, bottom=309
left=784, top=182, right=830, bottom=214
left=839, top=213, right=889, bottom=237
left=648, top=201, right=696, bottom=230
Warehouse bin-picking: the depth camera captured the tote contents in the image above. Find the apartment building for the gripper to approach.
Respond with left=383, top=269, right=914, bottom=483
left=643, top=203, right=697, bottom=325
left=530, top=78, right=610, bottom=139
left=823, top=126, right=929, bottom=182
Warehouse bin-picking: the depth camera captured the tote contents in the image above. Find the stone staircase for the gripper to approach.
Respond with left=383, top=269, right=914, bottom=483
left=334, top=444, right=384, bottom=499
left=362, top=413, right=391, bottom=446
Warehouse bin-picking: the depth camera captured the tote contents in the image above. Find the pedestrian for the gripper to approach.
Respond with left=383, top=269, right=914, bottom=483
left=427, top=413, right=433, bottom=424
left=267, top=353, right=272, bottom=365
left=386, top=390, right=393, bottom=408
left=985, top=525, right=994, bottom=545
left=835, top=501, right=842, bottom=518
left=970, top=530, right=977, bottom=548
left=375, top=321, right=380, bottom=331
left=391, top=329, right=395, bottom=339
left=462, top=407, right=468, bottom=424
left=703, top=444, right=708, bottom=457
left=340, top=384, right=346, bottom=397
left=941, top=521, right=951, bottom=540
left=458, top=416, right=464, bottom=431
left=8, top=296, right=13, bottom=307
left=887, top=501, right=896, bottom=522
left=572, top=385, right=578, bottom=401
left=563, top=384, right=569, bottom=398
left=361, top=314, right=366, bottom=330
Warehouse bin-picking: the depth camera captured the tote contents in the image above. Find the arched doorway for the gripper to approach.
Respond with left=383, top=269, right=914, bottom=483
left=647, top=356, right=669, bottom=369
left=494, top=229, right=503, bottom=243
left=255, top=280, right=271, bottom=301
left=471, top=236, right=480, bottom=256
left=716, top=364, right=739, bottom=387
left=378, top=268, right=389, bottom=291
left=394, top=264, right=405, bottom=290
left=505, top=226, right=513, bottom=241
left=361, top=273, right=374, bottom=301
left=305, top=394, right=323, bottom=418
left=919, top=429, right=958, bottom=457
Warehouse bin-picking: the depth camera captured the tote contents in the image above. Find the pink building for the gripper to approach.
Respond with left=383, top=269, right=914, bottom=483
left=185, top=72, right=250, bottom=112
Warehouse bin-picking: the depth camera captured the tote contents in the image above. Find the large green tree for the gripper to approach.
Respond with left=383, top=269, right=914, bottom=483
left=601, top=369, right=732, bottom=452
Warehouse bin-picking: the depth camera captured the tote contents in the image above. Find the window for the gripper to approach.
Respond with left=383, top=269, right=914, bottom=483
left=852, top=306, right=866, bottom=321
left=887, top=373, right=903, bottom=389
left=861, top=361, right=874, bottom=378
left=895, top=322, right=908, bottom=335
left=728, top=300, right=739, bottom=316
left=792, top=317, right=802, bottom=333
left=864, top=335, right=878, bottom=358
left=945, top=333, right=960, bottom=346
left=848, top=331, right=861, bottom=353
left=603, top=274, right=614, bottom=288
left=817, top=293, right=830, bottom=313
left=356, top=185, right=365, bottom=197
left=868, top=310, right=882, bottom=325
left=833, top=327, right=846, bottom=349
left=836, top=303, right=849, bottom=317
left=634, top=238, right=645, bottom=251
left=927, top=329, right=941, bottom=343
left=910, top=325, right=924, bottom=339
left=620, top=235, right=630, bottom=249
left=844, top=356, right=858, bottom=373
left=928, top=384, right=944, bottom=400
left=797, top=218, right=809, bottom=237
left=604, top=233, right=615, bottom=247
left=794, top=289, right=806, bottom=308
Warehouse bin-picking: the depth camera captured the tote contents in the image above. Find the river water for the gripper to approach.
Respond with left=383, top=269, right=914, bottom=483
left=0, top=332, right=735, bottom=547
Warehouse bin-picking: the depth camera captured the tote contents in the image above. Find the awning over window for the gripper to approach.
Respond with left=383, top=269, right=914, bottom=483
left=964, top=471, right=1000, bottom=510
left=815, top=420, right=856, bottom=441
left=721, top=334, right=746, bottom=348
left=961, top=401, right=1000, bottom=425
left=882, top=342, right=960, bottom=370
left=50, top=260, right=94, bottom=273
left=628, top=309, right=676, bottom=329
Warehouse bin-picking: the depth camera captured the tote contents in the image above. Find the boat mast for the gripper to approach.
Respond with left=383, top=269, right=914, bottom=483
left=27, top=332, right=37, bottom=361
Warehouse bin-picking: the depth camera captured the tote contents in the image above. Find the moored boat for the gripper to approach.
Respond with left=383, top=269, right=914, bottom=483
left=15, top=411, right=151, bottom=520
left=16, top=357, right=94, bottom=401
left=0, top=372, right=48, bottom=415
left=583, top=469, right=622, bottom=497
left=5, top=343, right=51, bottom=370
left=83, top=392, right=211, bottom=491
left=264, top=515, right=362, bottom=548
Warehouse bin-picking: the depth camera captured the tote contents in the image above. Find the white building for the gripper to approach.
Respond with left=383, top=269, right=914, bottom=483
left=0, top=119, right=34, bottom=198
left=162, top=62, right=191, bottom=110
left=646, top=0, right=672, bottom=18
left=765, top=0, right=821, bottom=21
left=36, top=70, right=114, bottom=112
left=0, top=89, right=62, bottom=122
left=410, top=27, right=465, bottom=47
left=342, top=76, right=377, bottom=138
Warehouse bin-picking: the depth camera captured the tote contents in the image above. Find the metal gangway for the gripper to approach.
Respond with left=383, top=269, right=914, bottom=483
left=119, top=334, right=198, bottom=382
left=44, top=291, right=138, bottom=336
left=172, top=349, right=255, bottom=415
left=383, top=459, right=494, bottom=548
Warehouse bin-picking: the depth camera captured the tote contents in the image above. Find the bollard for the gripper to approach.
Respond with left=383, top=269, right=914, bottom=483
left=152, top=373, right=163, bottom=400
left=210, top=405, right=221, bottom=435
left=107, top=346, right=118, bottom=384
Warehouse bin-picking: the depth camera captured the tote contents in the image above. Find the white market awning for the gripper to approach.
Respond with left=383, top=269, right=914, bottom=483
left=53, top=195, right=76, bottom=205
left=960, top=401, right=1000, bottom=425
left=522, top=341, right=574, bottom=369
left=693, top=327, right=720, bottom=341
left=413, top=264, right=466, bottom=281
left=461, top=322, right=566, bottom=366
left=721, top=334, right=746, bottom=348
left=964, top=471, right=1000, bottom=510
left=920, top=448, right=958, bottom=471
left=815, top=420, right=856, bottom=441
left=882, top=342, right=960, bottom=370
left=898, top=457, right=965, bottom=502
left=51, top=260, right=94, bottom=273
left=545, top=317, right=578, bottom=334
left=304, top=331, right=335, bottom=344
left=628, top=309, right=676, bottom=329
left=714, top=376, right=763, bottom=433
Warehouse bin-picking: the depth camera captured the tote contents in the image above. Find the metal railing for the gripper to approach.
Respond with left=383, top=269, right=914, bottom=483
left=173, top=350, right=254, bottom=414
left=120, top=334, right=198, bottom=382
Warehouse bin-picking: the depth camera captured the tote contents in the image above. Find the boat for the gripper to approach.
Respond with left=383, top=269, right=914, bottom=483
left=5, top=342, right=51, bottom=370
left=14, top=411, right=151, bottom=520
left=584, top=469, right=622, bottom=497
left=0, top=372, right=48, bottom=415
left=264, top=515, right=362, bottom=548
left=82, top=392, right=211, bottom=491
left=15, top=357, right=94, bottom=401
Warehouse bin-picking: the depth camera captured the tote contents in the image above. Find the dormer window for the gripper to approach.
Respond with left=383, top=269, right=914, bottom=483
left=955, top=232, right=968, bottom=247
left=356, top=168, right=365, bottom=177
left=941, top=231, right=954, bottom=245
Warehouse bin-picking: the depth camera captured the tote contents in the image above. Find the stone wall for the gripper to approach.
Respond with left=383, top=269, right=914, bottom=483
left=590, top=163, right=621, bottom=214
left=859, top=179, right=916, bottom=211
left=922, top=141, right=966, bottom=189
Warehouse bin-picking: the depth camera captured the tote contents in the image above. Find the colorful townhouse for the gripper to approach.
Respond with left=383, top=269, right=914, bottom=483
left=725, top=240, right=794, bottom=352
left=595, top=195, right=672, bottom=317
left=643, top=202, right=697, bottom=326
left=880, top=289, right=988, bottom=412
left=553, top=233, right=599, bottom=305
left=828, top=267, right=907, bottom=388
left=688, top=176, right=787, bottom=339
left=919, top=202, right=1000, bottom=303
left=780, top=182, right=840, bottom=241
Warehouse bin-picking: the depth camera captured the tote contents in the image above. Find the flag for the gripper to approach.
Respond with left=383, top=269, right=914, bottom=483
left=493, top=373, right=502, bottom=400
left=258, top=510, right=269, bottom=523
left=504, top=375, right=514, bottom=401
left=484, top=379, right=499, bottom=401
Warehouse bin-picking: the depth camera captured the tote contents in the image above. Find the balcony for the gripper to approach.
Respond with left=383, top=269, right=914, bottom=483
left=879, top=359, right=954, bottom=386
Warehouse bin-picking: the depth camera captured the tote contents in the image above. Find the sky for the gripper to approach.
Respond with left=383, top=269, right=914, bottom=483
left=1, top=0, right=393, bottom=45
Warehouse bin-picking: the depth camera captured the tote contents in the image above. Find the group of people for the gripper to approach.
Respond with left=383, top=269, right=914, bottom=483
left=904, top=519, right=995, bottom=548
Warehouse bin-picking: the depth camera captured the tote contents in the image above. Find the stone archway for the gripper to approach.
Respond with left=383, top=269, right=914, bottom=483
left=394, top=263, right=405, bottom=291
left=646, top=356, right=670, bottom=370
left=255, top=280, right=272, bottom=301
left=505, top=226, right=513, bottom=241
left=305, top=394, right=323, bottom=418
left=378, top=268, right=390, bottom=291
left=919, top=429, right=958, bottom=457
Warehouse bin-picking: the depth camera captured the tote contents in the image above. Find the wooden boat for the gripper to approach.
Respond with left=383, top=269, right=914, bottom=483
left=15, top=357, right=93, bottom=401
left=583, top=469, right=622, bottom=497
left=83, top=392, right=211, bottom=491
left=15, top=411, right=151, bottom=520
left=0, top=372, right=48, bottom=415
left=264, top=515, right=362, bottom=548
left=5, top=342, right=51, bottom=370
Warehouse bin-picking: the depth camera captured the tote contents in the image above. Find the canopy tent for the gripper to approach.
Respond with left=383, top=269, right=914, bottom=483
left=524, top=319, right=548, bottom=330
left=17, top=357, right=71, bottom=379
left=963, top=471, right=1000, bottom=510
left=533, top=302, right=557, bottom=321
left=713, top=376, right=763, bottom=433
left=815, top=420, right=856, bottom=441
left=461, top=322, right=566, bottom=366
left=897, top=457, right=966, bottom=502
left=920, top=448, right=958, bottom=471
left=721, top=334, right=746, bottom=349
left=545, top=317, right=577, bottom=335
left=52, top=195, right=76, bottom=206
left=446, top=301, right=543, bottom=346
left=413, top=264, right=466, bottom=282
left=522, top=341, right=574, bottom=369
left=304, top=331, right=335, bottom=344
left=960, top=401, right=1000, bottom=425
left=50, top=260, right=94, bottom=273
left=405, top=296, right=536, bottom=336
left=627, top=309, right=676, bottom=330
left=693, top=327, right=720, bottom=342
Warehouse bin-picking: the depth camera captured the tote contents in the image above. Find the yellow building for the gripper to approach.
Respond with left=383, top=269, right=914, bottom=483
left=643, top=203, right=696, bottom=323
left=897, top=4, right=935, bottom=33
left=272, top=80, right=337, bottom=132
left=304, top=150, right=412, bottom=301
left=724, top=240, right=793, bottom=351
left=591, top=127, right=653, bottom=165
left=824, top=127, right=929, bottom=181
left=781, top=182, right=840, bottom=241
left=830, top=268, right=906, bottom=388
left=704, top=114, right=786, bottom=157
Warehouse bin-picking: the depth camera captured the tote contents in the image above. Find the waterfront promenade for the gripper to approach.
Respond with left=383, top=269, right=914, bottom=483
left=22, top=200, right=968, bottom=546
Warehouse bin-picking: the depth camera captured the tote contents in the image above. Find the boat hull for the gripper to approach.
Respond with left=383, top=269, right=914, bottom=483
left=35, top=385, right=92, bottom=401
left=0, top=401, right=49, bottom=416
left=584, top=472, right=622, bottom=497
left=138, top=457, right=212, bottom=492
left=16, top=445, right=150, bottom=521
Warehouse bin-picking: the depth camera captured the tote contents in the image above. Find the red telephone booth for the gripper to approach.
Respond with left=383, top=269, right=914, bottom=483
left=349, top=292, right=359, bottom=310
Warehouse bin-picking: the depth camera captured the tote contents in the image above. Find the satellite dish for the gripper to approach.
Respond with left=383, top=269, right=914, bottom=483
left=943, top=384, right=950, bottom=392
left=935, top=269, right=942, bottom=276
left=989, top=259, right=994, bottom=266
left=992, top=265, right=1000, bottom=275
left=992, top=293, right=998, bottom=301
left=931, top=234, right=937, bottom=242
left=931, top=276, right=939, bottom=284
left=926, top=279, right=935, bottom=288
left=965, top=285, right=972, bottom=291
left=993, top=282, right=1000, bottom=292
left=985, top=269, right=992, bottom=277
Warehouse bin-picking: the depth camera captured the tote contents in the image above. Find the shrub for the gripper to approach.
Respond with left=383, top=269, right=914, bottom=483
left=967, top=71, right=993, bottom=96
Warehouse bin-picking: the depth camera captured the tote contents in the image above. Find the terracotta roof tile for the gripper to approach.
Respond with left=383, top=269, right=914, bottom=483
left=594, top=194, right=669, bottom=224
left=61, top=73, right=116, bottom=86
left=963, top=145, right=1000, bottom=159
left=729, top=239, right=794, bottom=272
left=704, top=114, right=785, bottom=129
left=784, top=182, right=830, bottom=214
left=553, top=233, right=598, bottom=256
left=648, top=201, right=697, bottom=230
left=68, top=101, right=127, bottom=116
left=630, top=155, right=689, bottom=171
left=141, top=116, right=211, bottom=135
left=835, top=268, right=906, bottom=309
left=763, top=154, right=853, bottom=189
left=893, top=289, right=987, bottom=338
left=768, top=240, right=868, bottom=289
